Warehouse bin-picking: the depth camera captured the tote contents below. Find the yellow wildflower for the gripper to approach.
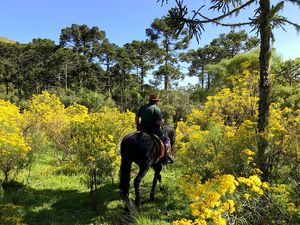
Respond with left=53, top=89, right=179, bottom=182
left=262, top=182, right=269, bottom=189
left=242, top=149, right=255, bottom=156
left=227, top=199, right=235, bottom=213
left=287, top=203, right=298, bottom=213
left=251, top=186, right=263, bottom=195
left=244, top=193, right=251, bottom=200
left=249, top=175, right=262, bottom=186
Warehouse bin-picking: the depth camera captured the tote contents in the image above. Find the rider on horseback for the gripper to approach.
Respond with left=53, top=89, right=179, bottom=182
left=135, top=94, right=174, bottom=164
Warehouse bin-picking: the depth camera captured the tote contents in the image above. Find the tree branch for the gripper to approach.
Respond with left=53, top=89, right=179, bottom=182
left=197, top=12, right=253, bottom=27
left=195, top=0, right=256, bottom=24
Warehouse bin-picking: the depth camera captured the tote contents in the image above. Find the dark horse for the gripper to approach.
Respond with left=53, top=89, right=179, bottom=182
left=119, top=126, right=175, bottom=208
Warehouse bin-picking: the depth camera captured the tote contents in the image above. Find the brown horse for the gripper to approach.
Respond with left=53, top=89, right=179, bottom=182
left=119, top=126, right=175, bottom=208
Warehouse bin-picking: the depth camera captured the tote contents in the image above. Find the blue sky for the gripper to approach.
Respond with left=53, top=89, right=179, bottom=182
left=1, top=0, right=299, bottom=85
left=1, top=0, right=299, bottom=57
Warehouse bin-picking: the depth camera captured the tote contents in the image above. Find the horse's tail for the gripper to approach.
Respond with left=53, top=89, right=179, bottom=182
left=119, top=156, right=132, bottom=197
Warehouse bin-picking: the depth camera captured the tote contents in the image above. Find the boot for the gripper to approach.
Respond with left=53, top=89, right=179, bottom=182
left=162, top=150, right=174, bottom=165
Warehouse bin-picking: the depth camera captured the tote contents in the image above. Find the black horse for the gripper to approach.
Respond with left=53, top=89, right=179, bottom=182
left=119, top=126, right=175, bottom=208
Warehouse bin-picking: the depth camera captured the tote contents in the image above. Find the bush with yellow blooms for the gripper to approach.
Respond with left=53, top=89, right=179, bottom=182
left=0, top=100, right=31, bottom=184
left=67, top=107, right=135, bottom=188
left=173, top=68, right=299, bottom=224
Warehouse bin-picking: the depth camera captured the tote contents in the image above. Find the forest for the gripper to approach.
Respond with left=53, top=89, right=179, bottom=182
left=0, top=1, right=300, bottom=225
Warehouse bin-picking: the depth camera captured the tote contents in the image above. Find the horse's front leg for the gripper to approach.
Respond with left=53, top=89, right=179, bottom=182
left=134, top=165, right=148, bottom=207
left=150, top=162, right=162, bottom=202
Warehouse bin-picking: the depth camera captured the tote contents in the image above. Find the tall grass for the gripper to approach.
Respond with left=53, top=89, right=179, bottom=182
left=0, top=150, right=190, bottom=225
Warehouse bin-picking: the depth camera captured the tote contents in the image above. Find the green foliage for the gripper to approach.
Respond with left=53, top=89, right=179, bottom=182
left=206, top=51, right=260, bottom=91
left=159, top=89, right=193, bottom=125
left=273, top=58, right=300, bottom=85
left=146, top=17, right=190, bottom=90
left=272, top=83, right=300, bottom=110
left=183, top=30, right=259, bottom=90
left=124, top=40, right=161, bottom=92
left=77, top=88, right=116, bottom=112
left=0, top=149, right=190, bottom=225
left=1, top=15, right=300, bottom=225
left=59, top=24, right=106, bottom=61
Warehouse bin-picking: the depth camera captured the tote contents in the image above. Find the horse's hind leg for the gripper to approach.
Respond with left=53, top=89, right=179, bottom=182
left=150, top=163, right=162, bottom=202
left=134, top=165, right=148, bottom=207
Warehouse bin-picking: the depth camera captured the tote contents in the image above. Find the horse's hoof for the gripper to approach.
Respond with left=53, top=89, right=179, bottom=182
left=160, top=186, right=166, bottom=192
left=150, top=193, right=155, bottom=202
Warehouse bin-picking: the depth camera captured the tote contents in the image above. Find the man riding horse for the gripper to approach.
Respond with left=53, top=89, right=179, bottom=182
left=135, top=94, right=174, bottom=164
left=120, top=95, right=175, bottom=208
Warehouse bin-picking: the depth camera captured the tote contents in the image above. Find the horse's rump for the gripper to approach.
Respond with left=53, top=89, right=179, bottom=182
left=120, top=131, right=162, bottom=164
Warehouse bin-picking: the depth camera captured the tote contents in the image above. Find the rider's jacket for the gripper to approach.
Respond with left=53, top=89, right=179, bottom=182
left=136, top=101, right=162, bottom=129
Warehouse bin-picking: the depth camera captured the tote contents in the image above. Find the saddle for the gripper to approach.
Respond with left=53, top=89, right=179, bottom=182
left=152, top=133, right=166, bottom=163
left=136, top=130, right=166, bottom=162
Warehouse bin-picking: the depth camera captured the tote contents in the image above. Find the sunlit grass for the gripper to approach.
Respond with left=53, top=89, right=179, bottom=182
left=0, top=150, right=190, bottom=225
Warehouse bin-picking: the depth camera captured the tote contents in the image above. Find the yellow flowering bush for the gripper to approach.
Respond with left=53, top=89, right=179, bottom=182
left=204, top=69, right=259, bottom=127
left=22, top=91, right=69, bottom=159
left=175, top=70, right=260, bottom=177
left=266, top=104, right=300, bottom=180
left=174, top=66, right=300, bottom=224
left=173, top=173, right=270, bottom=225
left=21, top=92, right=135, bottom=180
left=175, top=104, right=300, bottom=224
left=267, top=184, right=300, bottom=223
left=23, top=92, right=91, bottom=159
left=0, top=100, right=31, bottom=183
left=65, top=103, right=89, bottom=122
left=67, top=107, right=135, bottom=185
left=24, top=91, right=66, bottom=133
left=175, top=110, right=258, bottom=178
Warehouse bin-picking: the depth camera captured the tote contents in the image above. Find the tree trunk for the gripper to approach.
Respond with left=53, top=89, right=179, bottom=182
left=207, top=74, right=211, bottom=90
left=141, top=73, right=145, bottom=92
left=90, top=168, right=99, bottom=214
left=164, top=38, right=170, bottom=91
left=5, top=80, right=9, bottom=95
left=201, top=66, right=205, bottom=89
left=2, top=167, right=10, bottom=191
left=164, top=74, right=169, bottom=91
left=141, top=68, right=145, bottom=93
left=257, top=0, right=271, bottom=181
left=64, top=64, right=68, bottom=91
left=107, top=76, right=111, bottom=98
left=4, top=170, right=9, bottom=185
left=106, top=63, right=112, bottom=98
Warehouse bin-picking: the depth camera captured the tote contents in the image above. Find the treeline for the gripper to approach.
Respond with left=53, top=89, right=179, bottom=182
left=0, top=20, right=260, bottom=113
left=0, top=51, right=299, bottom=224
left=1, top=20, right=300, bottom=224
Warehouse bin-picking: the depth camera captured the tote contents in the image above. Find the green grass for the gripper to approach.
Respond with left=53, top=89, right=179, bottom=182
left=0, top=152, right=190, bottom=225
left=0, top=37, right=16, bottom=43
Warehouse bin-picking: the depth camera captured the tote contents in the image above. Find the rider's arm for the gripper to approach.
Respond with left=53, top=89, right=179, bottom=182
left=154, top=106, right=162, bottom=127
left=156, top=120, right=162, bottom=127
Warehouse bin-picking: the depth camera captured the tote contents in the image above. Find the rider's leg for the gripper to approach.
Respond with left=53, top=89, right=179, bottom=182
left=153, top=127, right=174, bottom=164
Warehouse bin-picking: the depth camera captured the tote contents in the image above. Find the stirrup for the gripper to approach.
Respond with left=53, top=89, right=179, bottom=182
left=163, top=156, right=174, bottom=165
